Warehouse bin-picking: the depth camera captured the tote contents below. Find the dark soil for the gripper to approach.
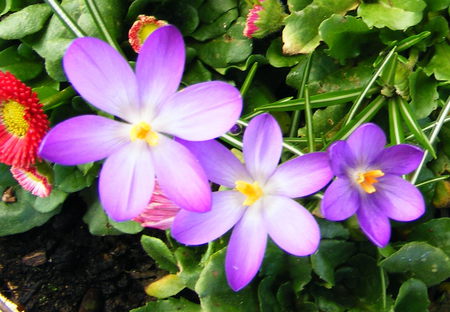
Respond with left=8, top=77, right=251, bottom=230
left=0, top=196, right=166, bottom=312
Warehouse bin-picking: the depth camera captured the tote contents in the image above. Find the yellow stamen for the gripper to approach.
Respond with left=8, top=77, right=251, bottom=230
left=235, top=180, right=263, bottom=206
left=356, top=170, right=384, bottom=194
left=130, top=121, right=158, bottom=146
left=2, top=100, right=29, bottom=137
left=139, top=23, right=160, bottom=43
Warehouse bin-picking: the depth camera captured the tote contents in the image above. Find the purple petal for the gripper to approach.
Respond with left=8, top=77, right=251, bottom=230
left=226, top=204, right=267, bottom=291
left=262, top=196, right=320, bottom=256
left=151, top=135, right=211, bottom=213
left=356, top=197, right=391, bottom=247
left=136, top=25, right=185, bottom=117
left=63, top=38, right=139, bottom=122
left=321, top=178, right=360, bottom=221
left=243, top=114, right=282, bottom=183
left=153, top=82, right=242, bottom=140
left=347, top=123, right=386, bottom=166
left=39, top=115, right=129, bottom=165
left=265, top=152, right=333, bottom=198
left=99, top=143, right=155, bottom=221
left=375, top=144, right=424, bottom=175
left=375, top=175, right=425, bottom=221
left=178, top=139, right=251, bottom=188
left=171, top=191, right=246, bottom=245
left=328, top=140, right=356, bottom=177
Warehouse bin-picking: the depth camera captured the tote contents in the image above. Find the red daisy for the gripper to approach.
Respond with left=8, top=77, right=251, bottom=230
left=11, top=166, right=52, bottom=198
left=0, top=71, right=49, bottom=167
left=128, top=15, right=168, bottom=53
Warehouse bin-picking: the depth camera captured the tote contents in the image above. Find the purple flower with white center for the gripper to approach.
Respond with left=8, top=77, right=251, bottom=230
left=172, top=113, right=333, bottom=291
left=321, top=123, right=425, bottom=247
left=38, top=25, right=242, bottom=221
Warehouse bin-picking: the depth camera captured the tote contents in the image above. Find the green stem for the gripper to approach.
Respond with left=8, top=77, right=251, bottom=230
left=45, top=0, right=86, bottom=38
left=410, top=96, right=450, bottom=184
left=304, top=85, right=314, bottom=152
left=289, top=53, right=313, bottom=137
left=42, top=87, right=77, bottom=111
left=240, top=62, right=258, bottom=97
left=344, top=47, right=396, bottom=126
left=84, top=0, right=124, bottom=54
left=415, top=175, right=450, bottom=187
left=405, top=116, right=450, bottom=140
left=220, top=133, right=243, bottom=149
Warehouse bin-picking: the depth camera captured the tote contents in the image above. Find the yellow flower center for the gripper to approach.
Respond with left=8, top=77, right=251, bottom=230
left=235, top=180, right=263, bottom=206
left=139, top=24, right=159, bottom=43
left=130, top=121, right=158, bottom=146
left=1, top=100, right=29, bottom=137
left=356, top=170, right=384, bottom=194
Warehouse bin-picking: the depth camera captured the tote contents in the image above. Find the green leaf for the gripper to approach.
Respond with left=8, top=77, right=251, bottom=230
left=287, top=0, right=313, bottom=12
left=26, top=0, right=125, bottom=81
left=423, top=0, right=450, bottom=11
left=357, top=0, right=426, bottom=30
left=82, top=200, right=122, bottom=236
left=33, top=189, right=67, bottom=213
left=424, top=43, right=450, bottom=81
left=109, top=219, right=143, bottom=234
left=266, top=38, right=305, bottom=68
left=152, top=0, right=199, bottom=35
left=195, top=248, right=258, bottom=311
left=394, top=278, right=430, bottom=312
left=319, top=15, right=371, bottom=62
left=191, top=8, right=238, bottom=41
left=289, top=256, right=312, bottom=293
left=0, top=46, right=42, bottom=81
left=409, top=69, right=438, bottom=119
left=380, top=242, right=450, bottom=286
left=195, top=18, right=252, bottom=68
left=0, top=188, right=60, bottom=236
left=175, top=246, right=203, bottom=290
left=130, top=297, right=201, bottom=312
left=141, top=235, right=178, bottom=273
left=317, top=218, right=350, bottom=240
left=145, top=274, right=186, bottom=299
left=53, top=165, right=96, bottom=192
left=183, top=60, right=212, bottom=85
left=0, top=3, right=52, bottom=39
left=408, top=218, right=450, bottom=257
left=0, top=163, right=17, bottom=186
left=282, top=0, right=358, bottom=54
left=298, top=104, right=347, bottom=139
left=197, top=0, right=237, bottom=24
left=311, top=239, right=356, bottom=285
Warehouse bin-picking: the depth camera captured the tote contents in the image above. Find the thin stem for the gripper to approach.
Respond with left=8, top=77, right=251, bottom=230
left=289, top=53, right=313, bottom=137
left=220, top=133, right=243, bottom=149
left=240, top=62, right=259, bottom=97
left=304, top=85, right=314, bottom=152
left=415, top=175, right=450, bottom=187
left=344, top=47, right=396, bottom=126
left=410, top=97, right=450, bottom=184
left=42, top=87, right=77, bottom=111
left=84, top=0, right=124, bottom=54
left=45, top=0, right=86, bottom=38
left=405, top=116, right=450, bottom=140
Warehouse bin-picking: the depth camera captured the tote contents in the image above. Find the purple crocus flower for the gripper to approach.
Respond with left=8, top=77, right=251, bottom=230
left=39, top=26, right=242, bottom=221
left=321, top=123, right=425, bottom=247
left=172, top=113, right=333, bottom=291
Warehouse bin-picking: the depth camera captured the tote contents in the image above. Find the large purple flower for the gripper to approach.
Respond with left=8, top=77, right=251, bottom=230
left=39, top=26, right=242, bottom=221
left=321, top=123, right=425, bottom=247
left=172, top=114, right=333, bottom=291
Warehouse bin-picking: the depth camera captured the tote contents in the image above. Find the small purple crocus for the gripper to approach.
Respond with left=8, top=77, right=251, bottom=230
left=321, top=123, right=425, bottom=247
left=39, top=26, right=242, bottom=221
left=172, top=113, right=333, bottom=291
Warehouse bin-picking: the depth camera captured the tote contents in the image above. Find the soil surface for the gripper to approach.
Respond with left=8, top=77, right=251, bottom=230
left=0, top=196, right=165, bottom=312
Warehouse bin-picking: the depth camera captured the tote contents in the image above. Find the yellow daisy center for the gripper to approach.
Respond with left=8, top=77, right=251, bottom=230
left=356, top=169, right=384, bottom=194
left=139, top=23, right=160, bottom=43
left=130, top=121, right=158, bottom=146
left=235, top=180, right=263, bottom=206
left=2, top=100, right=29, bottom=137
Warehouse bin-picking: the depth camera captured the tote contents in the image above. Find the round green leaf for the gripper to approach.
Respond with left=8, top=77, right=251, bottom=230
left=380, top=242, right=450, bottom=286
left=394, top=278, right=430, bottom=312
left=141, top=235, right=178, bottom=273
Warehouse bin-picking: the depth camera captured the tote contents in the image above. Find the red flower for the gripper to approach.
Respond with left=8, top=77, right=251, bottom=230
left=128, top=15, right=168, bottom=53
left=0, top=72, right=48, bottom=167
left=11, top=166, right=52, bottom=197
